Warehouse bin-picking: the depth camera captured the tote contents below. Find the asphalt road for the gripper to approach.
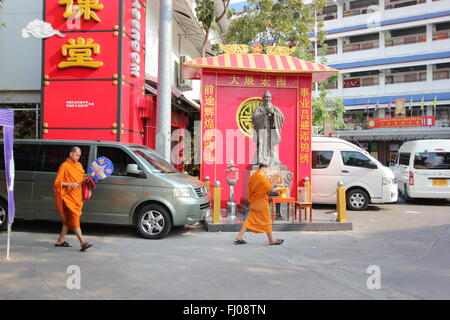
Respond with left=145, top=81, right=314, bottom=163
left=0, top=197, right=449, bottom=300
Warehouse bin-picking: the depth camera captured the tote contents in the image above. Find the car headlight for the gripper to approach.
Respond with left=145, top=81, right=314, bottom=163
left=173, top=188, right=195, bottom=197
left=382, top=177, right=396, bottom=185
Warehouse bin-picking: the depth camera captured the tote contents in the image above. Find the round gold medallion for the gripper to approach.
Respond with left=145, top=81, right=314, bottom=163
left=236, top=97, right=263, bottom=138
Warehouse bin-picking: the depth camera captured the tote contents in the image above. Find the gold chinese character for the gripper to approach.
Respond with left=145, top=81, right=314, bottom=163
left=261, top=76, right=271, bottom=87
left=204, top=107, right=215, bottom=117
left=203, top=141, right=214, bottom=149
left=300, top=88, right=309, bottom=97
left=276, top=76, right=286, bottom=87
left=300, top=114, right=310, bottom=121
left=204, top=150, right=215, bottom=163
left=244, top=76, right=255, bottom=86
left=300, top=122, right=310, bottom=131
left=203, top=119, right=214, bottom=129
left=299, top=153, right=310, bottom=164
left=204, top=84, right=214, bottom=95
left=299, top=98, right=310, bottom=109
left=58, top=37, right=104, bottom=69
left=229, top=75, right=240, bottom=85
left=203, top=129, right=215, bottom=141
left=298, top=131, right=310, bottom=141
left=300, top=143, right=310, bottom=153
left=204, top=96, right=215, bottom=106
left=59, top=0, right=104, bottom=22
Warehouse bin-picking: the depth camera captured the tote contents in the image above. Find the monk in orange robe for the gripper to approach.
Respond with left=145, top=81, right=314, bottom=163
left=234, top=163, right=284, bottom=245
left=54, top=146, right=93, bottom=252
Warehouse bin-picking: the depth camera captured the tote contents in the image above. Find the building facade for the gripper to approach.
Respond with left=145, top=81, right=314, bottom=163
left=318, top=0, right=450, bottom=165
left=0, top=0, right=226, bottom=153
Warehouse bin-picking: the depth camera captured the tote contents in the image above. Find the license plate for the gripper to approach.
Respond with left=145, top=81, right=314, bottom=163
left=432, top=179, right=448, bottom=187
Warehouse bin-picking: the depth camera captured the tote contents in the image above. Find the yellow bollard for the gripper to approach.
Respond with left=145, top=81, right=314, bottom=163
left=203, top=176, right=210, bottom=195
left=303, top=177, right=312, bottom=218
left=213, top=181, right=222, bottom=224
left=336, top=181, right=347, bottom=222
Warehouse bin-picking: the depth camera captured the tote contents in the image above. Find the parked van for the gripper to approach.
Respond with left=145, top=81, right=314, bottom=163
left=0, top=140, right=210, bottom=239
left=393, top=139, right=450, bottom=201
left=311, top=137, right=398, bottom=210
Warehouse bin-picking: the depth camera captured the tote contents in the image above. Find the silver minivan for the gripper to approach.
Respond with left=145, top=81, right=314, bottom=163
left=0, top=140, right=210, bottom=239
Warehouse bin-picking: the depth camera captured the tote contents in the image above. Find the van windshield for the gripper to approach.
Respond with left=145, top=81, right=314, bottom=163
left=414, top=153, right=450, bottom=170
left=133, top=149, right=178, bottom=173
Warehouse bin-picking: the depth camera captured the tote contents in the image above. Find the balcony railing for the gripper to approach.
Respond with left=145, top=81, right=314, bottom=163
left=343, top=41, right=379, bottom=52
left=385, top=0, right=426, bottom=10
left=433, top=70, right=450, bottom=80
left=385, top=72, right=427, bottom=84
left=343, top=77, right=380, bottom=88
left=386, top=35, right=426, bottom=47
left=433, top=32, right=449, bottom=41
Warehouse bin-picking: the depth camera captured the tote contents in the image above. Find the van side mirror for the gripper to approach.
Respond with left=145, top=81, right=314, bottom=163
left=127, top=164, right=143, bottom=175
left=367, top=161, right=378, bottom=169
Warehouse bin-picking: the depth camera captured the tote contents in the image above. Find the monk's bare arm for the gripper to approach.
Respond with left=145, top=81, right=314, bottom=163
left=55, top=164, right=80, bottom=189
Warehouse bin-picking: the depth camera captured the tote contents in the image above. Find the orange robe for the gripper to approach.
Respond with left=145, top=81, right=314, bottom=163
left=54, top=159, right=85, bottom=230
left=243, top=169, right=273, bottom=234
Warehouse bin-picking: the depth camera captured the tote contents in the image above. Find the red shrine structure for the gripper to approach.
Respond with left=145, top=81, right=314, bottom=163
left=183, top=45, right=338, bottom=207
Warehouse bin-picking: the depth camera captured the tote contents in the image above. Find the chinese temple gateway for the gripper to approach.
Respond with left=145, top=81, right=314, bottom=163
left=183, top=46, right=338, bottom=206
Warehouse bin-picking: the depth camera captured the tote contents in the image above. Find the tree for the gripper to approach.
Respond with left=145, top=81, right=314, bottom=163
left=225, top=0, right=345, bottom=131
left=195, top=0, right=231, bottom=57
left=0, top=0, right=6, bottom=29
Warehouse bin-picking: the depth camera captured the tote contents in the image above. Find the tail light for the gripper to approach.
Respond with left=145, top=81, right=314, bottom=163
left=409, top=171, right=414, bottom=186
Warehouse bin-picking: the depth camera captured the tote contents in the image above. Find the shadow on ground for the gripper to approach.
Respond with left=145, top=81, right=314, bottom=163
left=1, top=219, right=206, bottom=239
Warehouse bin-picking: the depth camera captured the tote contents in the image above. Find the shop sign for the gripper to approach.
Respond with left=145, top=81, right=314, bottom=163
left=367, top=116, right=435, bottom=128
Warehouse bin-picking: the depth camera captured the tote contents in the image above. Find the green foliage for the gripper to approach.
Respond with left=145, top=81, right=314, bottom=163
left=195, top=0, right=217, bottom=33
left=0, top=0, right=6, bottom=29
left=226, top=0, right=345, bottom=131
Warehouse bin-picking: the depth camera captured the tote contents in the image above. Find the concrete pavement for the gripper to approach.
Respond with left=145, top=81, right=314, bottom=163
left=0, top=197, right=449, bottom=300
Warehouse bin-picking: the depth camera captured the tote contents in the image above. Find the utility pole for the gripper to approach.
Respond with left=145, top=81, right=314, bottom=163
left=156, top=0, right=172, bottom=161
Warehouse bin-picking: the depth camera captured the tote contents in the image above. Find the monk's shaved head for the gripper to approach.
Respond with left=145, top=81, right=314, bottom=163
left=71, top=146, right=81, bottom=153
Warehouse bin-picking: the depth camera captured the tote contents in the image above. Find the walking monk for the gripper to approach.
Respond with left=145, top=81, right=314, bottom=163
left=54, top=146, right=93, bottom=252
left=234, top=163, right=284, bottom=246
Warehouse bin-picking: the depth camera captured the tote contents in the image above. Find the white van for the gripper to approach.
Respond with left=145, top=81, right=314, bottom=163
left=311, top=137, right=398, bottom=210
left=393, top=139, right=450, bottom=201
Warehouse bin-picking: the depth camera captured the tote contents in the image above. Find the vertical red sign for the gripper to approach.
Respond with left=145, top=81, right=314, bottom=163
left=42, top=0, right=146, bottom=143
left=296, top=76, right=312, bottom=189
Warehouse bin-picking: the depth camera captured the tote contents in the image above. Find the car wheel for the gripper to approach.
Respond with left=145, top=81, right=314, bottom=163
left=135, top=204, right=172, bottom=239
left=0, top=199, right=8, bottom=231
left=346, top=188, right=369, bottom=211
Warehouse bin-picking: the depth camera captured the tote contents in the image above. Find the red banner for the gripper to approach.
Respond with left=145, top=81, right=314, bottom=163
left=367, top=116, right=436, bottom=128
left=43, top=0, right=146, bottom=144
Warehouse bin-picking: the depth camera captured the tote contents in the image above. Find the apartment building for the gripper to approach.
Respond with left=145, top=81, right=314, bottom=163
left=318, top=0, right=450, bottom=164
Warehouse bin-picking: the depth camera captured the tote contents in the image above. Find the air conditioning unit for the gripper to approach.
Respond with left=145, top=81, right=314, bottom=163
left=176, top=55, right=193, bottom=92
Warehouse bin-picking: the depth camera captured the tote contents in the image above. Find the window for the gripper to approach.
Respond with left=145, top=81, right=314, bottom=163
left=341, top=151, right=375, bottom=168
left=312, top=151, right=334, bottom=169
left=133, top=149, right=178, bottom=173
left=0, top=144, right=39, bottom=171
left=97, top=146, right=137, bottom=176
left=35, top=145, right=90, bottom=172
left=399, top=153, right=411, bottom=166
left=414, top=153, right=450, bottom=170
